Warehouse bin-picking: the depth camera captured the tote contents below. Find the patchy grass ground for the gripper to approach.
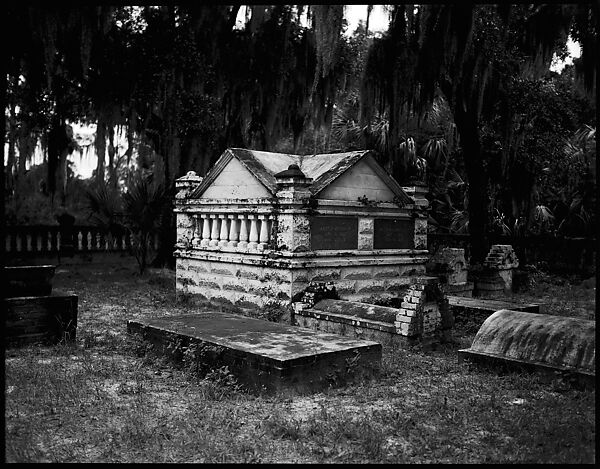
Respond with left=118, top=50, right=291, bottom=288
left=4, top=263, right=596, bottom=463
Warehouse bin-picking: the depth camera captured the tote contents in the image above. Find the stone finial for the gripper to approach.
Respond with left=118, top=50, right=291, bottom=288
left=483, top=244, right=519, bottom=270
left=175, top=171, right=203, bottom=199
left=275, top=164, right=305, bottom=179
left=275, top=164, right=313, bottom=200
left=401, top=185, right=429, bottom=209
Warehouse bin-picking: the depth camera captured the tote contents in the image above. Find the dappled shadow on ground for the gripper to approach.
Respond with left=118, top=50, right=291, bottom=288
left=4, top=262, right=596, bottom=464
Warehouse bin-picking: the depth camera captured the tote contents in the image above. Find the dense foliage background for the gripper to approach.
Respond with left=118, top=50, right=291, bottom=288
left=3, top=4, right=596, bottom=266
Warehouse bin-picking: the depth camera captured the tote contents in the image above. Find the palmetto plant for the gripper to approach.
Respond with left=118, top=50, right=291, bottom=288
left=531, top=204, right=555, bottom=235
left=122, top=173, right=169, bottom=274
left=550, top=125, right=596, bottom=237
left=85, top=181, right=124, bottom=231
left=85, top=172, right=169, bottom=273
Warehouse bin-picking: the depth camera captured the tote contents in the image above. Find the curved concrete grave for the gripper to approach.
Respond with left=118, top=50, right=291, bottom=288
left=459, top=309, right=595, bottom=381
left=128, top=312, right=382, bottom=394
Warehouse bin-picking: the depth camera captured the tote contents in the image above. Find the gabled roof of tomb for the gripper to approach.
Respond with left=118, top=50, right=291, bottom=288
left=190, top=148, right=413, bottom=205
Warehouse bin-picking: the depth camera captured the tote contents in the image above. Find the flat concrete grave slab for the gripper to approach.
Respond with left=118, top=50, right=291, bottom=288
left=127, top=312, right=382, bottom=394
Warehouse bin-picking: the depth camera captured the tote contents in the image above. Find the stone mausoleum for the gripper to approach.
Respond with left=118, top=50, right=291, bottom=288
left=174, top=148, right=430, bottom=310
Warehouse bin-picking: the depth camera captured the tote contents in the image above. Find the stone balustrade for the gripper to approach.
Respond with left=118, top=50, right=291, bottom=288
left=190, top=212, right=273, bottom=252
left=4, top=225, right=159, bottom=256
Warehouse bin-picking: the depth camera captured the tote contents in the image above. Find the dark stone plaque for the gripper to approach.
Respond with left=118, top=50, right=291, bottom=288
left=374, top=218, right=414, bottom=249
left=311, top=217, right=358, bottom=250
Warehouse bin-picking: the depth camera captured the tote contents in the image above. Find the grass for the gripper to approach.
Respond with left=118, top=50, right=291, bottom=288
left=4, top=262, right=596, bottom=463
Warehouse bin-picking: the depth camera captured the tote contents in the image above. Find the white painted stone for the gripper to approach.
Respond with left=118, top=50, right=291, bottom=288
left=318, top=159, right=396, bottom=202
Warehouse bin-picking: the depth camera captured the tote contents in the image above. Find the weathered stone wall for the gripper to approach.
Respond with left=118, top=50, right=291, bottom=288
left=426, top=247, right=474, bottom=297
left=176, top=256, right=293, bottom=308
left=175, top=252, right=428, bottom=309
left=300, top=261, right=426, bottom=303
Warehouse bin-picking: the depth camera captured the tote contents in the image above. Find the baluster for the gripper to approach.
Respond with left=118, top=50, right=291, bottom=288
left=87, top=232, right=93, bottom=250
left=121, top=233, right=126, bottom=251
left=247, top=214, right=259, bottom=250
left=16, top=233, right=22, bottom=252
left=79, top=229, right=86, bottom=250
left=191, top=215, right=201, bottom=246
left=257, top=215, right=270, bottom=251
left=200, top=214, right=211, bottom=247
left=237, top=215, right=248, bottom=249
left=57, top=232, right=61, bottom=251
left=209, top=215, right=219, bottom=247
left=26, top=234, right=32, bottom=252
left=36, top=233, right=42, bottom=252
left=227, top=215, right=239, bottom=247
left=96, top=233, right=102, bottom=250
left=218, top=215, right=229, bottom=247
left=47, top=230, right=52, bottom=251
left=6, top=234, right=11, bottom=253
left=51, top=230, right=58, bottom=252
left=104, top=233, right=110, bottom=251
left=78, top=231, right=84, bottom=250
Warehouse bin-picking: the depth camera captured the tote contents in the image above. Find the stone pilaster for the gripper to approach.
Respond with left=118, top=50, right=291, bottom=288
left=414, top=217, right=428, bottom=250
left=274, top=164, right=313, bottom=253
left=175, top=171, right=203, bottom=247
left=358, top=217, right=374, bottom=250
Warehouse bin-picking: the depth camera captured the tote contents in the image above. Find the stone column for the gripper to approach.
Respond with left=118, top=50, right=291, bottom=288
left=174, top=171, right=203, bottom=249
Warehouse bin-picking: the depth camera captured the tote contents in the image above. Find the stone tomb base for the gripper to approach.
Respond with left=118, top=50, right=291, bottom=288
left=127, top=312, right=381, bottom=394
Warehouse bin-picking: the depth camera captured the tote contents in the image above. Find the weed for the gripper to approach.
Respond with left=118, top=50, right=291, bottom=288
left=5, top=262, right=595, bottom=464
